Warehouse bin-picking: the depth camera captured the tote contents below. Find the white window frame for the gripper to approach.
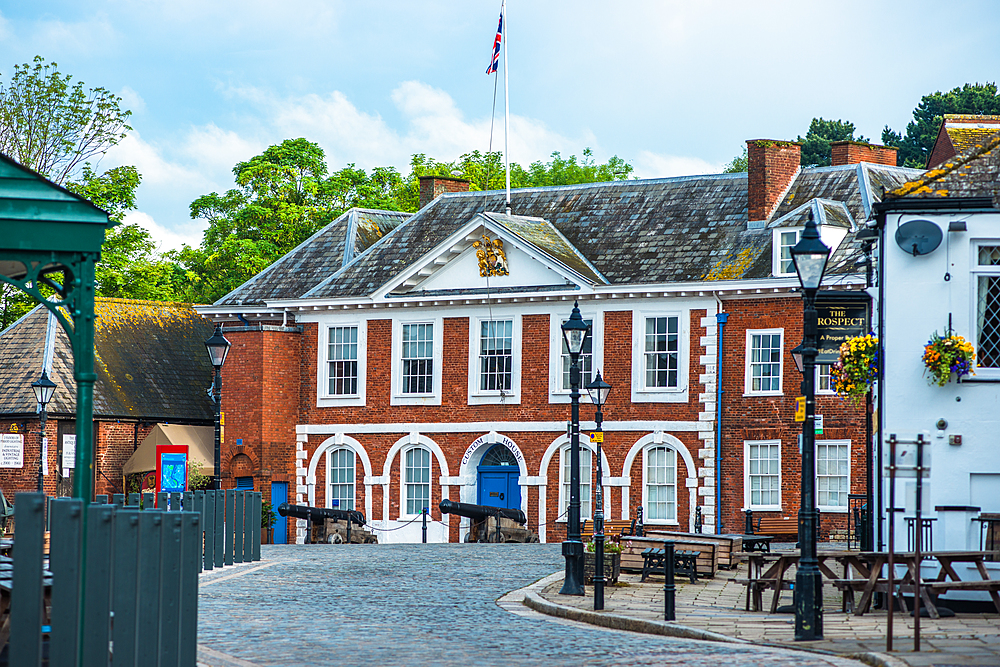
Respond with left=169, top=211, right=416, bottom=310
left=557, top=445, right=592, bottom=522
left=317, top=320, right=367, bottom=407
left=973, top=241, right=1000, bottom=375
left=816, top=364, right=834, bottom=395
left=326, top=447, right=356, bottom=511
left=399, top=445, right=432, bottom=519
left=773, top=227, right=802, bottom=277
left=816, top=439, right=850, bottom=513
left=642, top=445, right=678, bottom=525
left=391, top=317, right=443, bottom=406
left=468, top=314, right=522, bottom=405
left=744, top=328, right=784, bottom=396
left=743, top=440, right=782, bottom=511
left=631, top=310, right=689, bottom=403
left=548, top=312, right=603, bottom=404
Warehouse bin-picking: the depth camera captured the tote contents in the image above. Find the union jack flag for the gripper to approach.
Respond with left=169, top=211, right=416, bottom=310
left=486, top=8, right=502, bottom=75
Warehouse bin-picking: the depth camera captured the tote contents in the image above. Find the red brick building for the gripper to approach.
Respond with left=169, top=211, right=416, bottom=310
left=0, top=298, right=215, bottom=498
left=200, top=146, right=921, bottom=544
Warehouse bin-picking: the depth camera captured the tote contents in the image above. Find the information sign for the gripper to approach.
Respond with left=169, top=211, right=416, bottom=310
left=0, top=434, right=23, bottom=468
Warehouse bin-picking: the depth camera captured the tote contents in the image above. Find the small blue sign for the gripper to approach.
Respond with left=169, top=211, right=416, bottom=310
left=160, top=452, right=187, bottom=493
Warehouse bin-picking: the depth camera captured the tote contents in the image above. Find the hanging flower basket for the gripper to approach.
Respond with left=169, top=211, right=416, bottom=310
left=923, top=332, right=975, bottom=386
left=831, top=334, right=878, bottom=405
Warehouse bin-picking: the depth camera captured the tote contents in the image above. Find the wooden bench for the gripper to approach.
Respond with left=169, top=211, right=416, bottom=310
left=748, top=515, right=798, bottom=539
left=640, top=547, right=701, bottom=584
left=581, top=519, right=637, bottom=540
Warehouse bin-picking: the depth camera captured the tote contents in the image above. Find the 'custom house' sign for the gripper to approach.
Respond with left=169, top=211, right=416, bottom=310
left=816, top=302, right=868, bottom=364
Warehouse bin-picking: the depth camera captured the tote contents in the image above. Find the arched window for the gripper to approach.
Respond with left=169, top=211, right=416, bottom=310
left=404, top=447, right=431, bottom=516
left=480, top=444, right=518, bottom=467
left=327, top=447, right=355, bottom=510
left=558, top=446, right=592, bottom=519
left=644, top=446, right=676, bottom=521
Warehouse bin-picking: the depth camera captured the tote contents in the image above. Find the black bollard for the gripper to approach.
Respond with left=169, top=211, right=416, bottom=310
left=663, top=541, right=675, bottom=621
left=422, top=507, right=428, bottom=543
left=745, top=508, right=754, bottom=535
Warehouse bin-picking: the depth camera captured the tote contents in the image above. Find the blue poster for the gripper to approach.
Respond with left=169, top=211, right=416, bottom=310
left=160, top=452, right=187, bottom=493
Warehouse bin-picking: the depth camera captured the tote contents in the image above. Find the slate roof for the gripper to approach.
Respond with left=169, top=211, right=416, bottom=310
left=217, top=208, right=411, bottom=307
left=0, top=299, right=215, bottom=421
left=215, top=164, right=922, bottom=306
left=887, top=130, right=1000, bottom=203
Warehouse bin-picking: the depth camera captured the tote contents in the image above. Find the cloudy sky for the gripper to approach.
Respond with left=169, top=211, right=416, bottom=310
left=2, top=1, right=999, bottom=250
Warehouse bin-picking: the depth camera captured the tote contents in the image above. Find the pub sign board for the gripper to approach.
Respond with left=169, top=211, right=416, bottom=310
left=817, top=301, right=869, bottom=364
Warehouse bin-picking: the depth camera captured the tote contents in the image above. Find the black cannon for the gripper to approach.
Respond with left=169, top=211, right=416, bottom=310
left=277, top=503, right=366, bottom=526
left=438, top=499, right=537, bottom=543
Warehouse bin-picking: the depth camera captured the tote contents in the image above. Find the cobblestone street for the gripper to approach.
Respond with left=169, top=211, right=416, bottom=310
left=197, top=544, right=865, bottom=667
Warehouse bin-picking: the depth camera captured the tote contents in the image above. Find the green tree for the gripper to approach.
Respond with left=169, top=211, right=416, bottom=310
left=882, top=82, right=1000, bottom=167
left=797, top=118, right=866, bottom=167
left=723, top=146, right=748, bottom=173
left=0, top=56, right=131, bottom=185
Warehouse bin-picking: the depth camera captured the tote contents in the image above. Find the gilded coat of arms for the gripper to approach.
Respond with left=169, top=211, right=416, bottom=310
left=472, top=234, right=509, bottom=277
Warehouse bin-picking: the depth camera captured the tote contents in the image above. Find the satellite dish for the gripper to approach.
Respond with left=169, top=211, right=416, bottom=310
left=895, top=219, right=942, bottom=256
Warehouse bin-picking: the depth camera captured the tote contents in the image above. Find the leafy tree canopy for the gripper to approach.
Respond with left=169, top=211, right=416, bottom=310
left=0, top=56, right=131, bottom=185
left=723, top=146, right=748, bottom=173
left=797, top=118, right=866, bottom=167
left=882, top=82, right=1000, bottom=167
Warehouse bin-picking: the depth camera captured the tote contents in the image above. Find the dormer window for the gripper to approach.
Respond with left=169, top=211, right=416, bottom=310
left=773, top=228, right=802, bottom=276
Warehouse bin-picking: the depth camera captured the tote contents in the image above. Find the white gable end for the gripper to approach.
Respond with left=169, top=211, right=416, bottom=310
left=414, top=243, right=573, bottom=293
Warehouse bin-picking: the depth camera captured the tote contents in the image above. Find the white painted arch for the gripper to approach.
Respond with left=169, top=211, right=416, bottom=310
left=622, top=431, right=699, bottom=532
left=306, top=434, right=374, bottom=522
left=382, top=432, right=452, bottom=522
left=536, top=433, right=611, bottom=544
left=454, top=431, right=530, bottom=542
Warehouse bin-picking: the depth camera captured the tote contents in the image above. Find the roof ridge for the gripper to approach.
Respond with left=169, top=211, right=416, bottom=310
left=889, top=132, right=1000, bottom=199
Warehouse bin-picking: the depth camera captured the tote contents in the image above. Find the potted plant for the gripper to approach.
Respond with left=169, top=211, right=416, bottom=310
left=923, top=331, right=975, bottom=386
left=261, top=500, right=276, bottom=544
left=831, top=333, right=878, bottom=405
left=583, top=539, right=622, bottom=584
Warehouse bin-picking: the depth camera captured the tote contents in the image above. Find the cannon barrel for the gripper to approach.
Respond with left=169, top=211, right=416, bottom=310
left=438, top=499, right=526, bottom=524
left=277, top=503, right=366, bottom=526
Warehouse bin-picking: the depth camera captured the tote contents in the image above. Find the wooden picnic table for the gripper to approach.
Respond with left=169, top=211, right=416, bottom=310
left=832, top=550, right=1000, bottom=618
left=740, top=534, right=775, bottom=553
left=741, top=550, right=859, bottom=613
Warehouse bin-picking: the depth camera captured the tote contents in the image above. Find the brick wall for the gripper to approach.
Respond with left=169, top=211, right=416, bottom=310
left=718, top=296, right=867, bottom=536
left=748, top=140, right=801, bottom=222
left=830, top=141, right=898, bottom=167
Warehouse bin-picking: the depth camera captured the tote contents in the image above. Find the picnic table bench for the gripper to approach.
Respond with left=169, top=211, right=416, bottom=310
left=640, top=547, right=701, bottom=584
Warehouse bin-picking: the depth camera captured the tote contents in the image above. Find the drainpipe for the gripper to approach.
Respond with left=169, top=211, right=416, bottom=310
left=715, top=311, right=728, bottom=535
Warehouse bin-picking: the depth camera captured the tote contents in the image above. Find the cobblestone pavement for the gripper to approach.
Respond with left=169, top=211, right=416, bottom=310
left=197, top=544, right=865, bottom=667
left=536, top=557, right=1000, bottom=667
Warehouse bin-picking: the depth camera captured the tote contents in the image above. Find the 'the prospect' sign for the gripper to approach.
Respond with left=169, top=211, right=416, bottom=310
left=816, top=302, right=868, bottom=364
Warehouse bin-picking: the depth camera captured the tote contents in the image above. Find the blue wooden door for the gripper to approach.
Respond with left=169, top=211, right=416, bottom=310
left=477, top=444, right=521, bottom=510
left=270, top=481, right=287, bottom=544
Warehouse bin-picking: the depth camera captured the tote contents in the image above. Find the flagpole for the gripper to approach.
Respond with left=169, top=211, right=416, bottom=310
left=502, top=0, right=510, bottom=215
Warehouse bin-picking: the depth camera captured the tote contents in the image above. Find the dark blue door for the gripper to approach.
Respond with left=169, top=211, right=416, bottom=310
left=271, top=481, right=288, bottom=544
left=477, top=445, right=520, bottom=510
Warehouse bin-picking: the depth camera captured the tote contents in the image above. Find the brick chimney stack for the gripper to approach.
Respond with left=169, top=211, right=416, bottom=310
left=747, top=140, right=801, bottom=223
left=830, top=141, right=898, bottom=167
left=418, top=176, right=471, bottom=210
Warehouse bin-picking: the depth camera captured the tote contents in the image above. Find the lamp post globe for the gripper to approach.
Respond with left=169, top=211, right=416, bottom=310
left=31, top=371, right=57, bottom=493
left=586, top=371, right=612, bottom=610
left=205, top=324, right=231, bottom=490
left=789, top=212, right=829, bottom=641
left=560, top=301, right=590, bottom=596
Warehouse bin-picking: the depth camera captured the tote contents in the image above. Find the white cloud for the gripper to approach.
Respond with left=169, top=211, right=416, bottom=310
left=117, top=86, right=146, bottom=114
left=104, top=132, right=203, bottom=188
left=125, top=211, right=204, bottom=253
left=632, top=151, right=723, bottom=180
left=179, top=124, right=263, bottom=179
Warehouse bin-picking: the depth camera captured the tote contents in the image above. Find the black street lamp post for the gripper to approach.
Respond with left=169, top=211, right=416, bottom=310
left=790, top=212, right=830, bottom=641
left=560, top=301, right=590, bottom=596
left=204, top=324, right=232, bottom=491
left=31, top=371, right=57, bottom=493
left=586, top=371, right=612, bottom=610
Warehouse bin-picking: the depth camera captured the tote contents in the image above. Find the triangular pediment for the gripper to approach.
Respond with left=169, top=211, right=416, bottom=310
left=380, top=212, right=607, bottom=298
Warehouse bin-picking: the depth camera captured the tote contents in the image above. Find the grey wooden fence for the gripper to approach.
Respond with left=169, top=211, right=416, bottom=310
left=7, top=490, right=262, bottom=666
